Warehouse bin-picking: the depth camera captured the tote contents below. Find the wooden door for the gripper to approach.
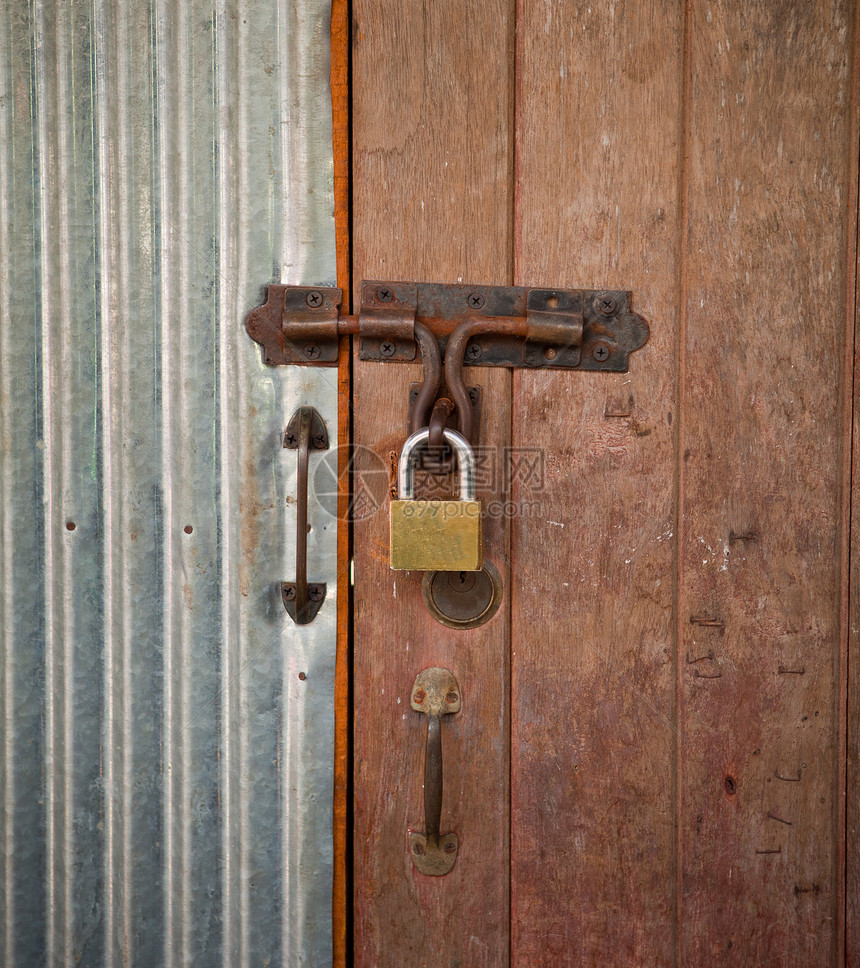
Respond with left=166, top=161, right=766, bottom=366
left=349, top=1, right=860, bottom=965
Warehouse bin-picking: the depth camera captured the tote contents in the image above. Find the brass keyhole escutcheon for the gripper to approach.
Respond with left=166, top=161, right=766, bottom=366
left=421, top=559, right=503, bottom=630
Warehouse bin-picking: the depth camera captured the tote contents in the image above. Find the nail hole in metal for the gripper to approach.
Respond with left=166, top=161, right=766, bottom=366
left=66, top=521, right=76, bottom=531
left=298, top=672, right=307, bottom=681
left=184, top=525, right=193, bottom=534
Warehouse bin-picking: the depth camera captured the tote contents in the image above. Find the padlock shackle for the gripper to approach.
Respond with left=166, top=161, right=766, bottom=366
left=397, top=427, right=477, bottom=501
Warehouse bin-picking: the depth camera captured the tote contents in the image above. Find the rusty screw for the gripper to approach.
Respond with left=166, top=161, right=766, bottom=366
left=312, top=433, right=327, bottom=449
left=414, top=689, right=426, bottom=705
left=304, top=344, right=321, bottom=360
left=380, top=341, right=396, bottom=357
left=308, top=585, right=324, bottom=602
left=283, top=585, right=296, bottom=601
left=596, top=295, right=617, bottom=316
left=592, top=344, right=610, bottom=362
left=412, top=842, right=425, bottom=855
left=285, top=431, right=298, bottom=447
left=377, top=287, right=393, bottom=302
left=467, top=292, right=485, bottom=310
left=443, top=841, right=457, bottom=854
left=306, top=290, right=323, bottom=308
left=446, top=691, right=459, bottom=704
left=466, top=343, right=483, bottom=361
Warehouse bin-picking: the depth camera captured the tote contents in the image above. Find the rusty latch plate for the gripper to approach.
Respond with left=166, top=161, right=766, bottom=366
left=246, top=284, right=342, bottom=366
left=358, top=282, right=646, bottom=371
left=245, top=280, right=650, bottom=372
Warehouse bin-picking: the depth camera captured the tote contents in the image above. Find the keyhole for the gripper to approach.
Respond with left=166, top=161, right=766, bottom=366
left=447, top=570, right=476, bottom=593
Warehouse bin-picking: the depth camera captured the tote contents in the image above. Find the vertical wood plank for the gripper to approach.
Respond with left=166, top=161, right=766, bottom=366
left=679, top=2, right=857, bottom=964
left=331, top=3, right=350, bottom=965
left=848, top=228, right=860, bottom=968
left=846, top=10, right=860, bottom=964
left=511, top=2, right=685, bottom=965
left=351, top=1, right=514, bottom=965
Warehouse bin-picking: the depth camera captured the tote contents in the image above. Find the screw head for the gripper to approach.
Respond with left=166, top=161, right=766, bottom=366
left=312, top=433, right=327, bottom=449
left=306, top=290, right=323, bottom=308
left=414, top=689, right=426, bottom=704
left=304, top=344, right=321, bottom=360
left=308, top=585, right=324, bottom=602
left=377, top=287, right=393, bottom=302
left=596, top=295, right=617, bottom=316
left=282, top=585, right=296, bottom=601
left=592, top=343, right=610, bottom=362
left=380, top=341, right=396, bottom=357
left=285, top=432, right=298, bottom=447
left=468, top=387, right=479, bottom=405
left=467, top=292, right=485, bottom=310
left=443, top=841, right=457, bottom=854
left=466, top=343, right=483, bottom=361
left=446, top=691, right=459, bottom=704
left=412, top=842, right=425, bottom=856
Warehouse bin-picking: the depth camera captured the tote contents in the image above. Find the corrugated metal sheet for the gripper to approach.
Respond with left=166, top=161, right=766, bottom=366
left=0, top=1, right=339, bottom=965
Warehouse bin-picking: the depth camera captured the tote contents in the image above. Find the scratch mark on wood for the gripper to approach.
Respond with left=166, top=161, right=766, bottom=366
left=774, top=769, right=802, bottom=782
left=767, top=811, right=792, bottom=826
left=695, top=668, right=723, bottom=679
left=690, top=615, right=725, bottom=629
left=728, top=530, right=758, bottom=543
left=794, top=883, right=820, bottom=896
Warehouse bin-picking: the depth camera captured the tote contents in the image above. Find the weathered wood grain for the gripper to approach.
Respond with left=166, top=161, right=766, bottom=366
left=351, top=1, right=514, bottom=964
left=850, top=167, right=860, bottom=968
left=511, top=1, right=685, bottom=964
left=331, top=2, right=350, bottom=963
left=679, top=2, right=856, bottom=964
left=349, top=0, right=858, bottom=962
left=850, top=245, right=860, bottom=967
left=846, top=10, right=860, bottom=965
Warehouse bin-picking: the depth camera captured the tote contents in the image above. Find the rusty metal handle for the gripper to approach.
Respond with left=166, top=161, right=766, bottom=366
left=409, top=668, right=461, bottom=875
left=281, top=406, right=328, bottom=624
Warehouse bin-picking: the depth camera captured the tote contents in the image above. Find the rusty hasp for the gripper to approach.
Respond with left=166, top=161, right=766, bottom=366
left=245, top=280, right=650, bottom=374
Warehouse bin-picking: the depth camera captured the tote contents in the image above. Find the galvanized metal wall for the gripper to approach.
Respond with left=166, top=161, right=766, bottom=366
left=0, top=1, right=339, bottom=965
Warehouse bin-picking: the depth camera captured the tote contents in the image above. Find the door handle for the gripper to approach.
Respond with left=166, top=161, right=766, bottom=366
left=409, top=668, right=461, bottom=875
left=281, top=406, right=328, bottom=624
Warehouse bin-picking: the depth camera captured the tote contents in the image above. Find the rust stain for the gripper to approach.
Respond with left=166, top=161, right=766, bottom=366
left=240, top=451, right=263, bottom=562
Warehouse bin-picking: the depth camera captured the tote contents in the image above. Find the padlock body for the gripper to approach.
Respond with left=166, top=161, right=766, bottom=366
left=390, top=499, right=482, bottom=571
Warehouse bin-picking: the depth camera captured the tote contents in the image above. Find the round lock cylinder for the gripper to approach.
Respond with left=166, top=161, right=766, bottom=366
left=422, top=560, right=504, bottom=630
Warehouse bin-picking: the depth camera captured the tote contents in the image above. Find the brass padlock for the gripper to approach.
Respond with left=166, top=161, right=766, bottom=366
left=390, top=427, right=482, bottom=571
